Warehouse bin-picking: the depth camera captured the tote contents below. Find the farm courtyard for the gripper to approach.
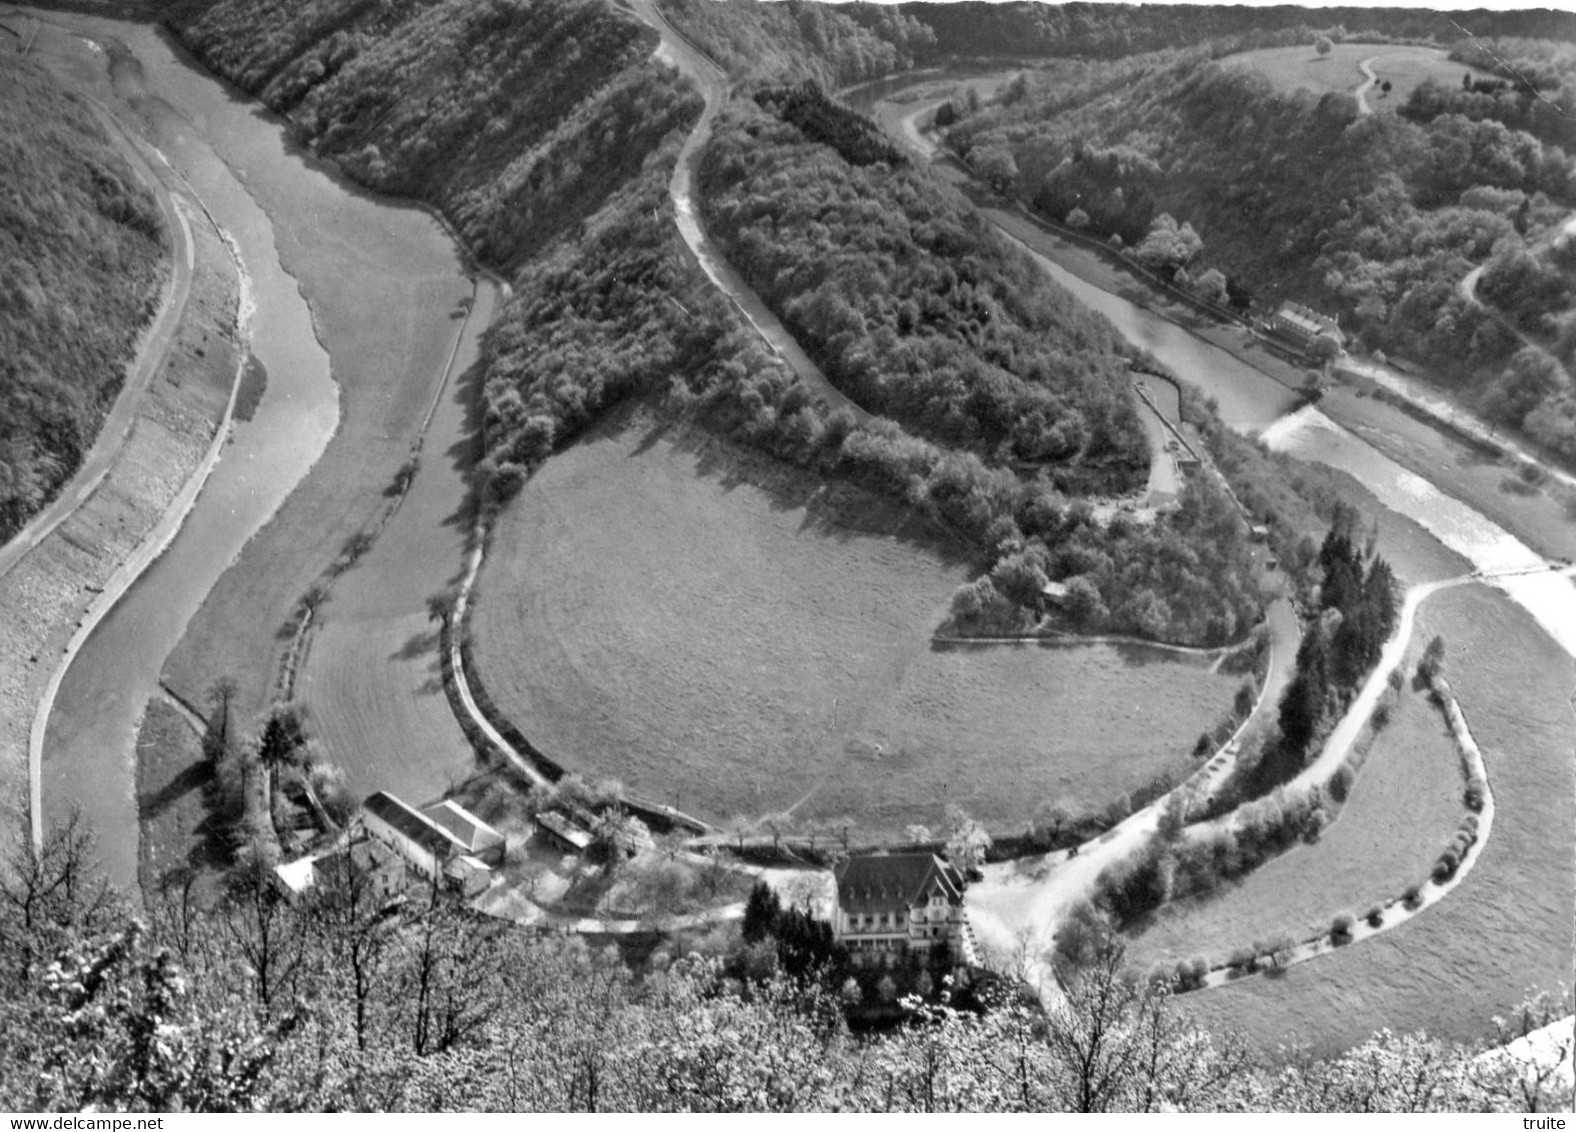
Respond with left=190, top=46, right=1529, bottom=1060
left=470, top=406, right=1246, bottom=840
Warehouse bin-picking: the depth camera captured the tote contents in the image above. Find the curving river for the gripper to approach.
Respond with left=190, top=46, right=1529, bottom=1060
left=29, top=16, right=336, bottom=887
left=857, top=86, right=1576, bottom=660
left=30, top=13, right=472, bottom=890
left=22, top=17, right=1574, bottom=906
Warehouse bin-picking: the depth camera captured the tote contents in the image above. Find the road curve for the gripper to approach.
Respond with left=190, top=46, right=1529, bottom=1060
left=626, top=0, right=872, bottom=424
left=0, top=103, right=194, bottom=583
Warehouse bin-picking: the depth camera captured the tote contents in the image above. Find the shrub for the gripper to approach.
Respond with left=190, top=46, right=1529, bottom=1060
left=1172, top=958, right=1204, bottom=996
left=1432, top=850, right=1459, bottom=882
left=1403, top=883, right=1423, bottom=909
left=1365, top=903, right=1385, bottom=928
left=1227, top=946, right=1257, bottom=973
left=1328, top=763, right=1355, bottom=804
left=1187, top=955, right=1209, bottom=986
left=1464, top=778, right=1486, bottom=812
left=1331, top=912, right=1355, bottom=942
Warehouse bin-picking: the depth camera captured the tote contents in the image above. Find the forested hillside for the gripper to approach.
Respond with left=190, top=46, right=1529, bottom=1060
left=702, top=92, right=1146, bottom=484
left=165, top=0, right=698, bottom=269
left=947, top=43, right=1576, bottom=459
left=1, top=819, right=1566, bottom=1112
left=692, top=91, right=1263, bottom=645
left=0, top=60, right=166, bottom=542
left=660, top=0, right=1575, bottom=78
left=904, top=3, right=1575, bottom=63
left=655, top=0, right=934, bottom=87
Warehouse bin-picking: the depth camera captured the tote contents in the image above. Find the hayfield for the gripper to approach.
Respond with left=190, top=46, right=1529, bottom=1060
left=297, top=289, right=498, bottom=811
left=470, top=406, right=1244, bottom=838
left=1224, top=43, right=1492, bottom=109
left=134, top=699, right=221, bottom=900
left=1166, top=585, right=1575, bottom=1055
left=1125, top=635, right=1467, bottom=971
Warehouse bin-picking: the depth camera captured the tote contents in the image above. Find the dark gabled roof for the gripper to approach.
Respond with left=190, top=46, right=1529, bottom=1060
left=833, top=853, right=965, bottom=915
left=363, top=791, right=463, bottom=858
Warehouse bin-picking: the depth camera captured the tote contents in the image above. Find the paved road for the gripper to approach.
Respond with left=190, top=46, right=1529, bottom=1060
left=0, top=103, right=194, bottom=582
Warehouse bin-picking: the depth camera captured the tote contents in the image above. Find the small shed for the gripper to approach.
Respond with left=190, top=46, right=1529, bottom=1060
left=535, top=809, right=592, bottom=854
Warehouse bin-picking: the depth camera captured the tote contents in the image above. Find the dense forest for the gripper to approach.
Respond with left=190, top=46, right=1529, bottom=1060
left=655, top=0, right=935, bottom=88
left=0, top=59, right=166, bottom=542
left=701, top=92, right=1146, bottom=483
left=658, top=0, right=1576, bottom=79
left=166, top=0, right=699, bottom=270
left=945, top=32, right=1576, bottom=460
left=694, top=91, right=1269, bottom=644
left=1, top=817, right=1566, bottom=1112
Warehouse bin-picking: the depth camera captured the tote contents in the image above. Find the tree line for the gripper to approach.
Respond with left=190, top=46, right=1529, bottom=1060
left=0, top=815, right=1567, bottom=1112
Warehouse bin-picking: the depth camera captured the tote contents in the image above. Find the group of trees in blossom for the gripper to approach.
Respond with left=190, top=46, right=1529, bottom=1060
left=0, top=58, right=167, bottom=542
left=701, top=96, right=1150, bottom=486
left=1, top=815, right=1568, bottom=1112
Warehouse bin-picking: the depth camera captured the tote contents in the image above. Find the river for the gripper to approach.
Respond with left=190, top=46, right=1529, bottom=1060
left=861, top=85, right=1576, bottom=662
left=30, top=13, right=467, bottom=890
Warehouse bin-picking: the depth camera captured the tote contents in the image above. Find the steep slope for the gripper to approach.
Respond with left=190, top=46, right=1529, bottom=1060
left=0, top=58, right=167, bottom=543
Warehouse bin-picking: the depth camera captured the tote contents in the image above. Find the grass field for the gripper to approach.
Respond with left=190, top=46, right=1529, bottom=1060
left=151, top=44, right=476, bottom=744
left=1224, top=43, right=1493, bottom=109
left=297, top=290, right=497, bottom=810
left=1164, top=585, right=1575, bottom=1055
left=470, top=405, right=1245, bottom=839
left=134, top=699, right=222, bottom=901
left=1126, top=635, right=1468, bottom=971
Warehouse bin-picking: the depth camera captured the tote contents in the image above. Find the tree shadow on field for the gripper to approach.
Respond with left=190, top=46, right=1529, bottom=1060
left=391, top=626, right=441, bottom=662
left=621, top=404, right=974, bottom=571
left=138, top=760, right=212, bottom=821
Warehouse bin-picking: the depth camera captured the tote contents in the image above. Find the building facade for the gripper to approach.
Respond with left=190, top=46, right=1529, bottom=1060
left=831, top=853, right=972, bottom=968
left=358, top=791, right=496, bottom=897
left=1269, top=301, right=1346, bottom=349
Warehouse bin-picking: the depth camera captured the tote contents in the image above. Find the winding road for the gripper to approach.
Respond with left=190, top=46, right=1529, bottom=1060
left=860, top=72, right=1576, bottom=1008
left=628, top=0, right=871, bottom=424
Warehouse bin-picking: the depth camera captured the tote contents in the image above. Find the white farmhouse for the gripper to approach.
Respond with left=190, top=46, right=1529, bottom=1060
left=831, top=853, right=974, bottom=968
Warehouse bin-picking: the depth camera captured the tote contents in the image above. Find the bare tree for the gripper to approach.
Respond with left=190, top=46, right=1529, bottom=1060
left=0, top=806, right=116, bottom=973
left=220, top=862, right=307, bottom=1017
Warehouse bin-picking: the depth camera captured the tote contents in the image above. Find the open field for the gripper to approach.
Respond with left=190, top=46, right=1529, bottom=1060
left=1168, top=585, right=1575, bottom=1055
left=134, top=699, right=222, bottom=901
left=147, top=52, right=475, bottom=735
left=298, top=288, right=498, bottom=810
left=1224, top=43, right=1490, bottom=108
left=470, top=405, right=1244, bottom=839
left=1126, top=637, right=1468, bottom=971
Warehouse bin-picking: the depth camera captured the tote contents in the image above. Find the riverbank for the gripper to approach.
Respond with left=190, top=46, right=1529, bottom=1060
left=875, top=84, right=1576, bottom=567
left=0, top=123, right=243, bottom=845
